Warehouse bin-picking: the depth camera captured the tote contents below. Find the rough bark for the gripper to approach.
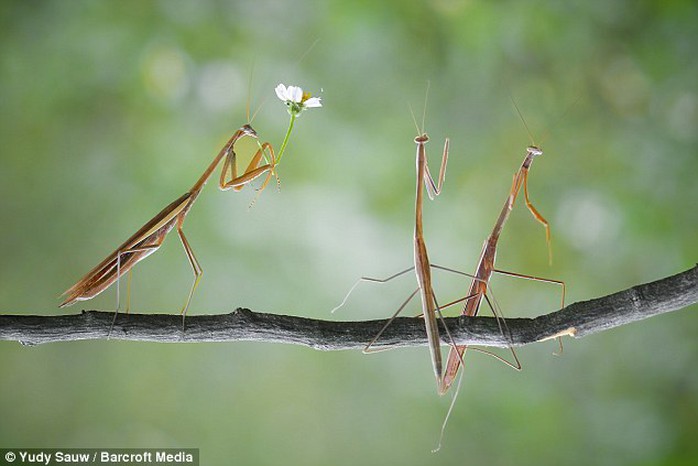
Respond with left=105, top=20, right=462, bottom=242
left=1, top=266, right=696, bottom=349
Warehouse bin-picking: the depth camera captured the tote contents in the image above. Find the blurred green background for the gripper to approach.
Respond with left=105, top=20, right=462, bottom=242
left=1, top=0, right=696, bottom=464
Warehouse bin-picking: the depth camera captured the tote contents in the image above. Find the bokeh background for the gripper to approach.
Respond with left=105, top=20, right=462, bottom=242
left=1, top=0, right=696, bottom=464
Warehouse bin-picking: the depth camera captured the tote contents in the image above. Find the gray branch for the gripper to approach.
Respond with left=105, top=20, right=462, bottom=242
left=1, top=266, right=696, bottom=349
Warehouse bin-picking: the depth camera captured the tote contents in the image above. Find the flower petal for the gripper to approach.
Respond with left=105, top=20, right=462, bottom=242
left=275, top=84, right=287, bottom=101
left=303, top=97, right=322, bottom=108
left=288, top=86, right=303, bottom=103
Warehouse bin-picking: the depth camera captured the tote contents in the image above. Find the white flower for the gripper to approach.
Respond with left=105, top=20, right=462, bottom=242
left=275, top=83, right=322, bottom=116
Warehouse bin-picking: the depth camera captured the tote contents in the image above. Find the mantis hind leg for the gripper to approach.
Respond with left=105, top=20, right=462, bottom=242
left=176, top=226, right=202, bottom=328
left=493, top=267, right=566, bottom=354
left=109, top=244, right=160, bottom=337
left=363, top=288, right=419, bottom=354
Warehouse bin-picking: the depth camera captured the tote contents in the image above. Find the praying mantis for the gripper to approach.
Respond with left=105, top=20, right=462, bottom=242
left=60, top=84, right=321, bottom=318
left=332, top=101, right=458, bottom=392
left=438, top=115, right=566, bottom=395
left=409, top=129, right=450, bottom=389
left=431, top=131, right=567, bottom=451
left=59, top=124, right=268, bottom=313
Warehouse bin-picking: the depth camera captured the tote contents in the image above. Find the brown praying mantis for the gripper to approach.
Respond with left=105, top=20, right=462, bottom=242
left=60, top=84, right=321, bottom=319
left=358, top=130, right=507, bottom=394
left=362, top=129, right=453, bottom=391
left=437, top=101, right=567, bottom=394
left=437, top=141, right=567, bottom=393
left=332, top=98, right=467, bottom=393
left=59, top=124, right=262, bottom=314
left=430, top=113, right=567, bottom=451
left=408, top=129, right=450, bottom=389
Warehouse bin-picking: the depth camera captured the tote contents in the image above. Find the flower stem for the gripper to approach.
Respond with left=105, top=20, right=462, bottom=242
left=276, top=113, right=297, bottom=165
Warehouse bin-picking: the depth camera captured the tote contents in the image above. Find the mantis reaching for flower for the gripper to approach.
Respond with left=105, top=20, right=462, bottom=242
left=219, top=84, right=322, bottom=197
left=60, top=84, right=321, bottom=321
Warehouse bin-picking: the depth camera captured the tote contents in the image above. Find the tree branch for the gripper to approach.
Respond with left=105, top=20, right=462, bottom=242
left=1, top=266, right=696, bottom=349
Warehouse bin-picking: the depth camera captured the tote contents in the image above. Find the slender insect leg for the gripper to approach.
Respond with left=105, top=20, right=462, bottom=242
left=176, top=226, right=202, bottom=325
left=331, top=266, right=417, bottom=314
left=481, top=293, right=522, bottom=371
left=492, top=267, right=566, bottom=353
left=363, top=288, right=420, bottom=354
left=492, top=268, right=565, bottom=307
left=424, top=138, right=449, bottom=199
left=249, top=143, right=278, bottom=207
left=522, top=170, right=552, bottom=265
left=220, top=143, right=276, bottom=193
left=109, top=245, right=159, bottom=337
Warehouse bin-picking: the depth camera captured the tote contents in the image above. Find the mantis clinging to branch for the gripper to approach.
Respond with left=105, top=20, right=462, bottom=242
left=60, top=84, right=321, bottom=320
left=407, top=128, right=450, bottom=390
left=439, top=102, right=567, bottom=395
left=60, top=124, right=259, bottom=314
left=333, top=94, right=465, bottom=393
left=426, top=102, right=569, bottom=452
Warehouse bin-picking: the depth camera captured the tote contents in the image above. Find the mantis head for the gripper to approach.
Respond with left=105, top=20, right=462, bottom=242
left=240, top=124, right=259, bottom=139
left=414, top=133, right=429, bottom=144
left=526, top=145, right=543, bottom=157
